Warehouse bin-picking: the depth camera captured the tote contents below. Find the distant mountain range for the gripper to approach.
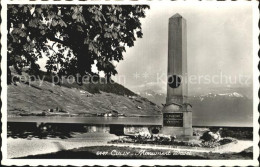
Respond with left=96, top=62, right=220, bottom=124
left=133, top=86, right=253, bottom=127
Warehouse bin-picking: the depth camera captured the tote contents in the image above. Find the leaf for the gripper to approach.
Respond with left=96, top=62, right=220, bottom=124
left=36, top=7, right=42, bottom=14
left=77, top=25, right=84, bottom=32
left=52, top=20, right=57, bottom=27
left=23, top=6, right=28, bottom=13
left=136, top=31, right=143, bottom=38
left=28, top=20, right=37, bottom=28
left=58, top=19, right=67, bottom=27
left=89, top=43, right=94, bottom=51
left=20, top=31, right=27, bottom=37
left=79, top=6, right=83, bottom=12
left=84, top=38, right=89, bottom=44
left=104, top=32, right=110, bottom=38
left=94, top=16, right=99, bottom=22
left=7, top=4, right=149, bottom=81
left=72, top=13, right=77, bottom=19
left=39, top=24, right=44, bottom=29
left=112, top=32, right=118, bottom=39
left=93, top=47, right=98, bottom=55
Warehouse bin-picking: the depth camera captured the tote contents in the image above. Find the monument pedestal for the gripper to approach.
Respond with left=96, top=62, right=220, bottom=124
left=162, top=103, right=192, bottom=137
left=162, top=126, right=192, bottom=137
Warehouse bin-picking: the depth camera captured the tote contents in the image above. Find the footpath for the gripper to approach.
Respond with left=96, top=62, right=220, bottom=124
left=7, top=133, right=253, bottom=159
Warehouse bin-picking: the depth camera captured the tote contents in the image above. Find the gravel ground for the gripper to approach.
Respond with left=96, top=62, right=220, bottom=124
left=7, top=132, right=119, bottom=159
left=7, top=132, right=253, bottom=159
left=216, top=140, right=253, bottom=153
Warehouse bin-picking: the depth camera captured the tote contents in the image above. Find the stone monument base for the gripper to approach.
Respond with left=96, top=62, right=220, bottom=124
left=161, top=127, right=193, bottom=137
left=161, top=103, right=193, bottom=140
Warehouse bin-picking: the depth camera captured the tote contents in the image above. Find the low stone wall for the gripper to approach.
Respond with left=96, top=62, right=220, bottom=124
left=8, top=122, right=162, bottom=136
left=84, top=125, right=110, bottom=133
left=85, top=125, right=162, bottom=135
left=124, top=126, right=149, bottom=134
left=124, top=126, right=162, bottom=135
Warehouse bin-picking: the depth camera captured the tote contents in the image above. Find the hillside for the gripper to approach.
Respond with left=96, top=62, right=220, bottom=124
left=8, top=71, right=162, bottom=117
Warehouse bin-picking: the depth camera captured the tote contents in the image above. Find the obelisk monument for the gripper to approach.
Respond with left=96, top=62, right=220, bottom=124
left=162, top=13, right=192, bottom=137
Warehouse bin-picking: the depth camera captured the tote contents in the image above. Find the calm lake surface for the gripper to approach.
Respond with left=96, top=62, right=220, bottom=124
left=8, top=116, right=163, bottom=126
left=8, top=116, right=252, bottom=127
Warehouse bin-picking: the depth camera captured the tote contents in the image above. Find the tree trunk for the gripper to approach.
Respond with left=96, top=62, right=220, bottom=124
left=7, top=66, right=11, bottom=84
left=76, top=47, right=93, bottom=85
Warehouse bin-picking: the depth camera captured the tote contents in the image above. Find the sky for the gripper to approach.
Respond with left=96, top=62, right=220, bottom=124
left=112, top=3, right=253, bottom=93
left=38, top=3, right=254, bottom=94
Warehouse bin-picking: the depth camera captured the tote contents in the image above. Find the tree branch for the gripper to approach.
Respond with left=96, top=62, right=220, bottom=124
left=46, top=35, right=70, bottom=47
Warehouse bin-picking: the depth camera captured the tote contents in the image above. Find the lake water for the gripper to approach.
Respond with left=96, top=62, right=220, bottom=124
left=8, top=116, right=252, bottom=127
left=8, top=116, right=163, bottom=126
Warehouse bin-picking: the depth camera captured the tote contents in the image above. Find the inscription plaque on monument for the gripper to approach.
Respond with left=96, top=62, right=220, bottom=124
left=163, top=113, right=183, bottom=127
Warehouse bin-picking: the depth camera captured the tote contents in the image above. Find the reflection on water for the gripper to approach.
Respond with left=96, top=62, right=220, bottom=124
left=8, top=116, right=253, bottom=127
left=8, top=116, right=163, bottom=126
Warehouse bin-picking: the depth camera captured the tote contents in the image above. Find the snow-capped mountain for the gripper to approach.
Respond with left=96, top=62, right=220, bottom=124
left=194, top=92, right=244, bottom=102
left=132, top=88, right=253, bottom=127
left=199, top=92, right=243, bottom=98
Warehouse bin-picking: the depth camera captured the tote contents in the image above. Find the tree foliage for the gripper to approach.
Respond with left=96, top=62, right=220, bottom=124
left=7, top=5, right=149, bottom=83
